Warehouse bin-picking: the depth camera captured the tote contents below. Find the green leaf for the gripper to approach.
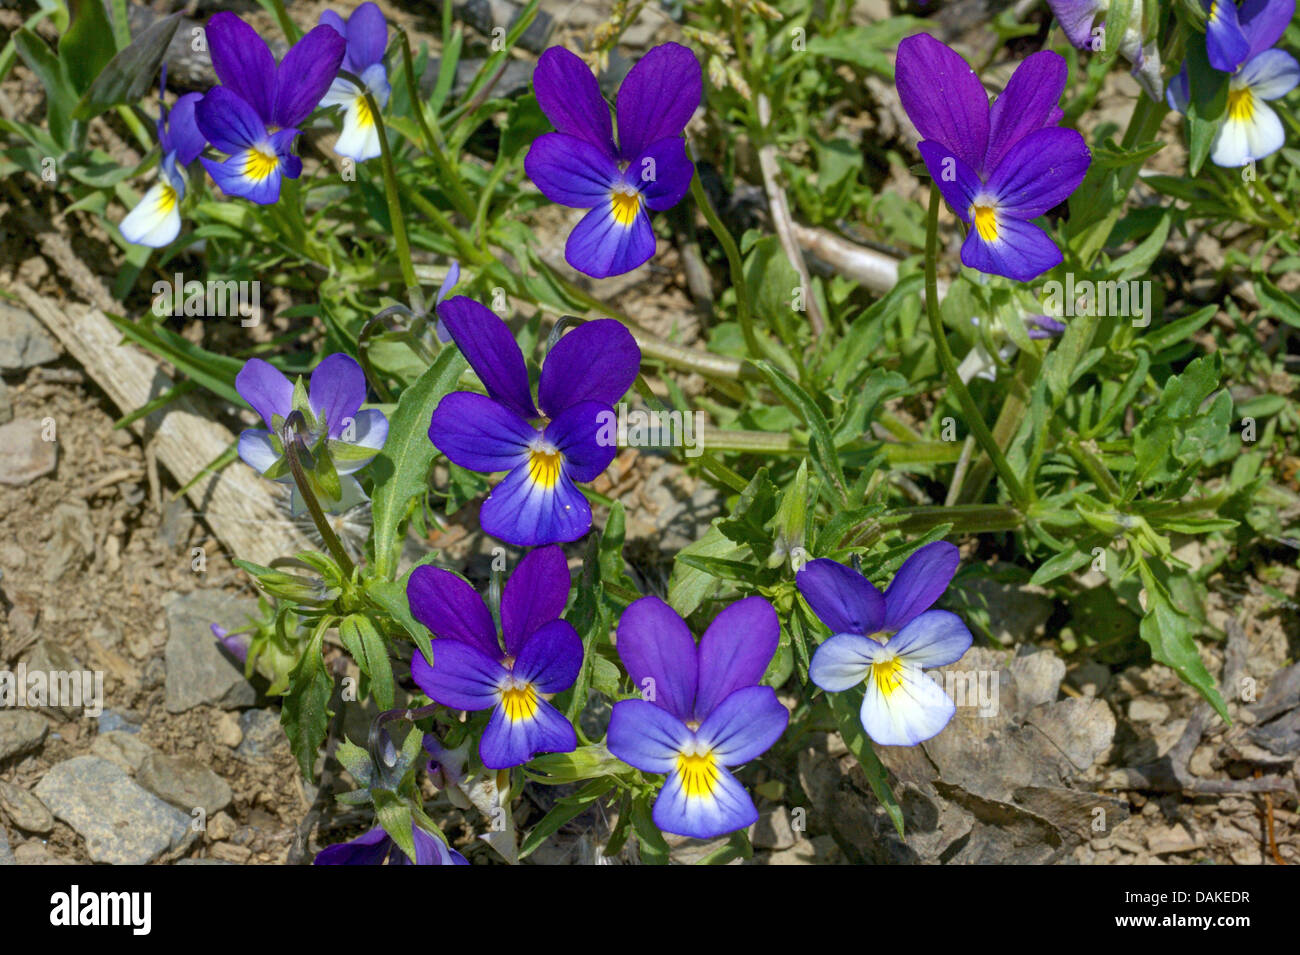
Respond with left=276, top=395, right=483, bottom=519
left=369, top=346, right=467, bottom=579
left=1101, top=0, right=1132, bottom=62
left=338, top=614, right=395, bottom=709
left=518, top=778, right=616, bottom=860
left=1029, top=546, right=1094, bottom=587
left=14, top=29, right=75, bottom=147
left=1184, top=39, right=1229, bottom=176
left=73, top=12, right=182, bottom=121
left=827, top=689, right=904, bottom=837
left=1136, top=560, right=1229, bottom=722
left=631, top=794, right=670, bottom=865
left=1255, top=273, right=1300, bottom=328
left=372, top=789, right=416, bottom=862
left=60, top=0, right=118, bottom=95
left=756, top=360, right=848, bottom=504
left=280, top=623, right=335, bottom=779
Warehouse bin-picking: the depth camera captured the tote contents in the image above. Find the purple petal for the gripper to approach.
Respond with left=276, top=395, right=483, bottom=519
left=512, top=619, right=582, bottom=693
left=168, top=92, right=207, bottom=165
left=697, top=685, right=788, bottom=766
left=238, top=429, right=279, bottom=475
left=1045, top=0, right=1102, bottom=49
left=269, top=127, right=303, bottom=178
left=544, top=400, right=618, bottom=482
left=332, top=407, right=388, bottom=475
left=795, top=558, right=886, bottom=636
left=437, top=296, right=537, bottom=420
left=694, top=596, right=780, bottom=718
left=629, top=136, right=694, bottom=211
left=429, top=391, right=534, bottom=474
left=615, top=596, right=697, bottom=722
left=345, top=1, right=388, bottom=71
left=410, top=636, right=505, bottom=711
left=501, top=545, right=571, bottom=655
left=1205, top=0, right=1250, bottom=73
left=319, top=9, right=347, bottom=38
left=615, top=42, right=702, bottom=161
left=886, top=609, right=973, bottom=668
left=274, top=24, right=348, bottom=128
left=410, top=827, right=467, bottom=865
left=960, top=215, right=1063, bottom=282
left=309, top=353, right=366, bottom=436
left=406, top=564, right=499, bottom=657
left=565, top=201, right=656, bottom=279
left=235, top=357, right=292, bottom=428
left=1166, top=63, right=1191, bottom=114
left=653, top=763, right=756, bottom=839
left=480, top=697, right=576, bottom=769
left=607, top=699, right=691, bottom=774
left=917, top=140, right=981, bottom=220
left=195, top=85, right=267, bottom=154
left=532, top=46, right=616, bottom=156
left=206, top=12, right=277, bottom=125
left=537, top=319, right=641, bottom=416
left=479, top=461, right=593, bottom=545
left=524, top=132, right=620, bottom=209
left=1241, top=0, right=1296, bottom=61
left=985, top=50, right=1067, bottom=173
left=882, top=541, right=960, bottom=632
left=313, top=826, right=391, bottom=864
left=895, top=33, right=989, bottom=174
left=986, top=126, right=1091, bottom=219
left=809, top=633, right=880, bottom=692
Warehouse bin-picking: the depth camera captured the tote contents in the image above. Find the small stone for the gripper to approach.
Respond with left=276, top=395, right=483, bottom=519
left=1128, top=698, right=1171, bottom=723
left=0, top=826, right=12, bottom=865
left=236, top=709, right=285, bottom=760
left=749, top=806, right=796, bottom=850
left=0, top=419, right=57, bottom=486
left=209, top=842, right=252, bottom=864
left=0, top=780, right=54, bottom=833
left=89, top=730, right=155, bottom=774
left=34, top=756, right=191, bottom=865
left=0, top=304, right=59, bottom=371
left=137, top=752, right=233, bottom=816
left=766, top=837, right=818, bottom=864
left=214, top=712, right=243, bottom=749
left=23, top=640, right=86, bottom=718
left=1066, top=661, right=1112, bottom=697
left=1010, top=650, right=1066, bottom=710
left=163, top=591, right=258, bottom=713
left=207, top=811, right=237, bottom=842
left=1146, top=825, right=1204, bottom=855
left=95, top=709, right=142, bottom=735
left=0, top=710, right=49, bottom=761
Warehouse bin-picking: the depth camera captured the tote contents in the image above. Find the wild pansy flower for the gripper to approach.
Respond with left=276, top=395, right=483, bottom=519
left=211, top=623, right=250, bottom=664
left=798, top=542, right=973, bottom=746
left=429, top=296, right=640, bottom=546
left=235, top=353, right=388, bottom=512
left=1044, top=0, right=1163, bottom=99
left=1168, top=1, right=1298, bottom=166
left=606, top=596, right=789, bottom=840
left=408, top=546, right=582, bottom=769
left=319, top=2, right=391, bottom=162
left=121, top=76, right=205, bottom=247
left=524, top=43, right=702, bottom=278
left=314, top=825, right=468, bottom=865
left=433, top=260, right=461, bottom=342
left=195, top=13, right=345, bottom=204
left=896, top=34, right=1091, bottom=282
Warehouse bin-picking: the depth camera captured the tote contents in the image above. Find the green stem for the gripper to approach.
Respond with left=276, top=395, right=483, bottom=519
left=689, top=166, right=761, bottom=361
left=267, top=0, right=301, bottom=43
left=282, top=415, right=355, bottom=579
left=923, top=185, right=1029, bottom=508
left=367, top=87, right=424, bottom=314
left=885, top=504, right=1026, bottom=536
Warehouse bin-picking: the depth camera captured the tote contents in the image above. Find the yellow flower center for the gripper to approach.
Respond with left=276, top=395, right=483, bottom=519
left=971, top=203, right=999, bottom=242
left=500, top=683, right=538, bottom=723
left=871, top=656, right=905, bottom=699
left=157, top=183, right=178, bottom=214
left=243, top=146, right=280, bottom=182
left=1227, top=87, right=1254, bottom=122
left=355, top=93, right=375, bottom=129
left=677, top=750, right=719, bottom=799
left=610, top=188, right=642, bottom=227
left=528, top=447, right=563, bottom=488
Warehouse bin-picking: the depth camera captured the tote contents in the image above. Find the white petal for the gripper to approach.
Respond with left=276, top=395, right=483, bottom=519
left=859, top=661, right=956, bottom=746
left=809, top=633, right=878, bottom=692
left=320, top=76, right=360, bottom=108
left=334, top=96, right=381, bottom=161
left=1240, top=49, right=1300, bottom=101
left=1212, top=100, right=1284, bottom=166
left=237, top=429, right=280, bottom=474
left=120, top=182, right=180, bottom=247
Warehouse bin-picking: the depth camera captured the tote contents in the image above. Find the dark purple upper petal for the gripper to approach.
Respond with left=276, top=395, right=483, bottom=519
left=544, top=399, right=618, bottom=482
left=615, top=42, right=702, bottom=161
left=411, top=637, right=505, bottom=711
left=1205, top=0, right=1251, bottom=72
left=795, top=558, right=886, bottom=636
left=882, top=541, right=960, bottom=632
left=313, top=826, right=391, bottom=864
left=273, top=24, right=347, bottom=128
left=345, top=1, right=388, bottom=71
left=308, top=352, right=366, bottom=437
left=895, top=33, right=990, bottom=174
left=986, top=126, right=1091, bottom=220
left=694, top=596, right=779, bottom=719
left=513, top=619, right=583, bottom=693
left=437, top=296, right=537, bottom=421
left=1240, top=0, right=1295, bottom=61
left=407, top=564, right=500, bottom=657
left=532, top=46, right=616, bottom=156
left=206, top=12, right=277, bottom=125
left=537, top=319, right=640, bottom=416
left=195, top=85, right=268, bottom=155
left=524, top=132, right=620, bottom=209
left=501, top=545, right=571, bottom=656
left=167, top=92, right=207, bottom=165
left=629, top=136, right=694, bottom=211
left=615, top=596, right=697, bottom=722
left=985, top=50, right=1066, bottom=173
left=235, top=357, right=292, bottom=428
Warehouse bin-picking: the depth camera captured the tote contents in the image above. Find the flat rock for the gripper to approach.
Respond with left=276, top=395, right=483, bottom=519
left=137, top=752, right=232, bottom=816
left=1026, top=697, right=1117, bottom=772
left=163, top=591, right=258, bottom=713
left=34, top=756, right=191, bottom=865
left=0, top=304, right=59, bottom=371
left=0, top=780, right=54, bottom=833
left=749, top=806, right=796, bottom=850
left=0, top=419, right=57, bottom=486
left=1009, top=650, right=1066, bottom=712
left=90, top=730, right=155, bottom=774
left=0, top=710, right=49, bottom=761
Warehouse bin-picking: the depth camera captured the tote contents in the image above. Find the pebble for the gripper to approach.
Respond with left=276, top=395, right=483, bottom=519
left=0, top=419, right=57, bottom=486
left=236, top=709, right=284, bottom=760
left=162, top=591, right=258, bottom=713
left=136, top=752, right=233, bottom=816
left=89, top=730, right=154, bottom=774
left=0, top=780, right=54, bottom=833
left=749, top=806, right=797, bottom=850
left=0, top=304, right=59, bottom=371
left=214, top=712, right=244, bottom=749
left=95, top=709, right=142, bottom=735
left=0, top=710, right=49, bottom=761
left=1129, top=698, right=1172, bottom=723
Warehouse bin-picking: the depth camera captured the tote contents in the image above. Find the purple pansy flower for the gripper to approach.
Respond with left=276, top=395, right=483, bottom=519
left=211, top=623, right=250, bottom=664
left=121, top=74, right=206, bottom=247
left=235, top=353, right=388, bottom=510
left=314, top=825, right=468, bottom=865
left=798, top=542, right=973, bottom=746
left=524, top=43, right=702, bottom=278
left=428, top=296, right=640, bottom=546
left=408, top=546, right=582, bottom=769
left=194, top=13, right=345, bottom=204
left=606, top=596, right=789, bottom=840
left=1044, top=1, right=1163, bottom=99
left=896, top=34, right=1092, bottom=282
left=319, top=2, right=391, bottom=162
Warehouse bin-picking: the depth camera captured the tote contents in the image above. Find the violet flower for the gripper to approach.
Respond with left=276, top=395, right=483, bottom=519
left=428, top=296, right=640, bottom=546
left=797, top=542, right=973, bottom=746
left=606, top=596, right=789, bottom=840
left=194, top=13, right=345, bottom=204
left=1045, top=1, right=1163, bottom=100
left=524, top=43, right=701, bottom=278
left=408, top=546, right=582, bottom=769
left=319, top=2, right=391, bottom=162
left=121, top=73, right=205, bottom=247
left=211, top=623, right=250, bottom=665
left=314, top=825, right=467, bottom=865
